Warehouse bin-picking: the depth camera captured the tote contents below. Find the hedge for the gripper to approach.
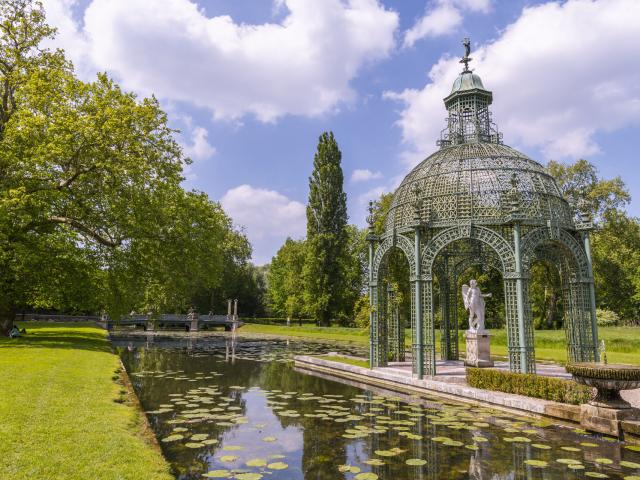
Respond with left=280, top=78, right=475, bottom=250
left=466, top=367, right=592, bottom=405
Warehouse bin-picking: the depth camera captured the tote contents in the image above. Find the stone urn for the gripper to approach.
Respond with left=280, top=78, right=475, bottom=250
left=566, top=362, right=640, bottom=408
left=566, top=362, right=640, bottom=438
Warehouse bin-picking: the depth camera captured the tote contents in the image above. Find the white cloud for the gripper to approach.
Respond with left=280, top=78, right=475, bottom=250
left=183, top=126, right=216, bottom=161
left=403, top=0, right=491, bottom=47
left=43, top=0, right=398, bottom=122
left=389, top=0, right=640, bottom=162
left=351, top=168, right=382, bottom=183
left=221, top=185, right=306, bottom=264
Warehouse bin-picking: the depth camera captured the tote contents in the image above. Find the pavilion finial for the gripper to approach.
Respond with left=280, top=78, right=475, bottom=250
left=460, top=37, right=472, bottom=73
left=366, top=200, right=375, bottom=229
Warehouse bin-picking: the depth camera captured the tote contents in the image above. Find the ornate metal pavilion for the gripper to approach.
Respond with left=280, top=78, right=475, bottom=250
left=367, top=39, right=599, bottom=378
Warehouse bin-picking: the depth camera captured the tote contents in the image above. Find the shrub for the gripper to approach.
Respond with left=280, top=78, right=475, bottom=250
left=466, top=367, right=591, bottom=405
left=596, top=309, right=620, bottom=327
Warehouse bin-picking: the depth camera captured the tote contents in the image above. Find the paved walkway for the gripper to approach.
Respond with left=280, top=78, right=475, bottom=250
left=380, top=360, right=639, bottom=408
left=384, top=360, right=571, bottom=384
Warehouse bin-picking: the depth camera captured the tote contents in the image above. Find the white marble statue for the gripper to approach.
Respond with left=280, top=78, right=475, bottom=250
left=462, top=279, right=492, bottom=333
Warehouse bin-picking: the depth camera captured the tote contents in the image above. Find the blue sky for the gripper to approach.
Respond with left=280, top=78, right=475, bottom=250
left=43, top=0, right=640, bottom=264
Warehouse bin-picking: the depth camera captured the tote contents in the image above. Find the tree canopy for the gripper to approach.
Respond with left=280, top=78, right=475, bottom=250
left=0, top=0, right=257, bottom=334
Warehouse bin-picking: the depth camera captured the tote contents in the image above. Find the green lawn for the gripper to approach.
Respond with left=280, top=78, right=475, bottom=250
left=0, top=322, right=172, bottom=480
left=241, top=324, right=640, bottom=365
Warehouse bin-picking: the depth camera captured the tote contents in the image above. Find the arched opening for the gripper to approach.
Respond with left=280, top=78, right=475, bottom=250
left=377, top=247, right=411, bottom=363
left=432, top=238, right=506, bottom=363
left=526, top=237, right=598, bottom=363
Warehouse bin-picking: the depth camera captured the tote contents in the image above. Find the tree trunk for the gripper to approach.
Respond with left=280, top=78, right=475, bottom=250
left=0, top=300, right=15, bottom=336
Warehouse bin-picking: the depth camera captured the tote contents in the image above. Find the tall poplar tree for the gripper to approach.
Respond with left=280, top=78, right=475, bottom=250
left=303, top=132, right=348, bottom=326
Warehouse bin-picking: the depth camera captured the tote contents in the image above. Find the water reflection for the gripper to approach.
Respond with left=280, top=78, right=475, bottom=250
left=115, top=334, right=640, bottom=480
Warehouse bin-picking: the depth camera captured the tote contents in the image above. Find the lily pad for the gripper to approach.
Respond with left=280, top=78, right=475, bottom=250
left=235, top=474, right=262, bottom=480
left=354, top=474, right=378, bottom=480
left=219, top=455, right=239, bottom=462
left=203, top=470, right=231, bottom=478
left=246, top=458, right=267, bottom=467
left=585, top=473, right=609, bottom=479
left=620, top=461, right=640, bottom=468
left=524, top=460, right=548, bottom=468
left=595, top=458, right=614, bottom=465
left=267, top=462, right=288, bottom=470
left=262, top=436, right=277, bottom=442
left=405, top=459, right=427, bottom=466
left=185, top=442, right=204, bottom=448
left=161, top=434, right=183, bottom=443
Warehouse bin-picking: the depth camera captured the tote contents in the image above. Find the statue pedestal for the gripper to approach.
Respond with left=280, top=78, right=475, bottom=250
left=464, top=331, right=494, bottom=368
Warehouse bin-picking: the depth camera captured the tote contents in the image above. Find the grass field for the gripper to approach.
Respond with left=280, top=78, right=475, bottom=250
left=241, top=324, right=640, bottom=365
left=1, top=322, right=172, bottom=480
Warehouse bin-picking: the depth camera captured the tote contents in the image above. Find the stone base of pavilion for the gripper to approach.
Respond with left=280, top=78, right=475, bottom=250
left=293, top=354, right=640, bottom=440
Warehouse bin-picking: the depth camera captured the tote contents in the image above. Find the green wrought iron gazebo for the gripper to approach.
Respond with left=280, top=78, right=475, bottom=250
left=367, top=39, right=599, bottom=378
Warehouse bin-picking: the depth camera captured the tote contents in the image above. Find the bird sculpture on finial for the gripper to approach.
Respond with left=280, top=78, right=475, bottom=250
left=460, top=37, right=472, bottom=73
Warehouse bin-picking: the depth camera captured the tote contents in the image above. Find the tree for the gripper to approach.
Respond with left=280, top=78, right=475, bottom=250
left=267, top=238, right=307, bottom=319
left=548, top=159, right=630, bottom=220
left=546, top=159, right=637, bottom=324
left=592, top=211, right=640, bottom=321
left=303, top=132, right=349, bottom=326
left=0, top=1, right=252, bottom=334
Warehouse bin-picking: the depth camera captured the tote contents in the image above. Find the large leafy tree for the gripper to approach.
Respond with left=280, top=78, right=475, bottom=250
left=303, top=132, right=349, bottom=326
left=0, top=0, right=252, bottom=334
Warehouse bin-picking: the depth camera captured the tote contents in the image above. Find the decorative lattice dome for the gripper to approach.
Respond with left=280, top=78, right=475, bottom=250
left=385, top=52, right=574, bottom=232
left=385, top=142, right=575, bottom=231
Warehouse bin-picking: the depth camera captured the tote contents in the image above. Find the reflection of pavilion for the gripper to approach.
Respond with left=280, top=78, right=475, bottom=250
left=367, top=39, right=599, bottom=378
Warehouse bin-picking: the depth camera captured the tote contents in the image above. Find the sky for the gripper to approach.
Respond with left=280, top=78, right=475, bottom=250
left=41, top=0, right=640, bottom=264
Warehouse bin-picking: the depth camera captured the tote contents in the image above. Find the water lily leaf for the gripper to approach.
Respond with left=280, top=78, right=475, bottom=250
left=191, top=434, right=209, bottom=441
left=235, top=474, right=262, bottom=480
left=557, top=459, right=582, bottom=465
left=581, top=442, right=598, bottom=447
left=161, top=434, right=183, bottom=443
left=203, top=439, right=219, bottom=445
left=267, top=462, right=288, bottom=470
left=338, top=465, right=361, bottom=473
left=354, top=473, right=378, bottom=480
left=626, top=446, right=640, bottom=452
left=374, top=450, right=398, bottom=457
left=262, top=436, right=277, bottom=442
left=620, top=461, right=640, bottom=468
left=363, top=459, right=385, bottom=466
left=203, top=469, right=231, bottom=478
left=568, top=464, right=585, bottom=470
left=524, top=460, right=548, bottom=468
left=595, top=458, right=614, bottom=465
left=623, top=476, right=640, bottom=480
left=561, top=446, right=581, bottom=452
left=246, top=458, right=267, bottom=467
left=585, top=473, right=609, bottom=478
left=405, top=459, right=427, bottom=466
left=532, top=444, right=552, bottom=450
left=185, top=442, right=204, bottom=448
left=219, top=455, right=239, bottom=462
left=223, top=445, right=243, bottom=451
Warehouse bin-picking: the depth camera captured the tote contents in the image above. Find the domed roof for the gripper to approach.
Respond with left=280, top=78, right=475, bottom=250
left=384, top=142, right=575, bottom=231
left=450, top=71, right=485, bottom=94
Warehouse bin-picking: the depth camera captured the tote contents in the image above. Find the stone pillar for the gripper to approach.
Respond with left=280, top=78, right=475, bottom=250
left=464, top=331, right=494, bottom=367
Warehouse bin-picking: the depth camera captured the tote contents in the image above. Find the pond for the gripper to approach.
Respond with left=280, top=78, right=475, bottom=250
left=115, top=333, right=640, bottom=480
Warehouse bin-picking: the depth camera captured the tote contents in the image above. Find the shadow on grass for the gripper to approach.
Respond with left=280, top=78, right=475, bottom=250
left=0, top=322, right=111, bottom=353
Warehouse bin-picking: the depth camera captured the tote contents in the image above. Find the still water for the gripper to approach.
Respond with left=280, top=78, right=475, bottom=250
left=115, top=334, right=640, bottom=480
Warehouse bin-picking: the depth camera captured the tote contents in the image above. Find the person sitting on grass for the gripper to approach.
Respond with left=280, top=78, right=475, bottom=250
left=9, top=325, right=22, bottom=338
